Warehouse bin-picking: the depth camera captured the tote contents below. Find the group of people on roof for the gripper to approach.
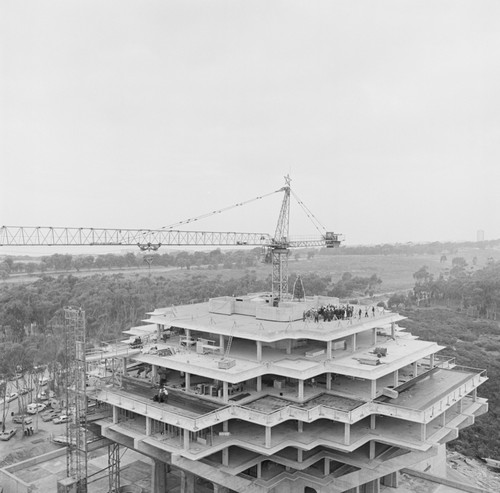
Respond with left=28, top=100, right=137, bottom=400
left=303, top=304, right=377, bottom=322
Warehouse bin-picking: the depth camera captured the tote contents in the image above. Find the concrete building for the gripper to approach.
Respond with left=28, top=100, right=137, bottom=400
left=88, top=293, right=488, bottom=493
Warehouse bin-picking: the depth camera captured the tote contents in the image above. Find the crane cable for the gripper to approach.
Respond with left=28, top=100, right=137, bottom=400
left=160, top=187, right=284, bottom=230
left=290, top=189, right=327, bottom=237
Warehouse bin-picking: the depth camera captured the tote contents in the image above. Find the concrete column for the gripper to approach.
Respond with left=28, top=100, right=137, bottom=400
left=185, top=329, right=191, bottom=340
left=430, top=353, right=435, bottom=369
left=223, top=421, right=229, bottom=432
left=185, top=372, right=190, bottom=392
left=256, top=376, right=262, bottom=392
left=381, top=471, right=399, bottom=488
left=371, top=379, right=377, bottom=399
left=369, top=440, right=376, bottom=459
left=122, top=357, right=127, bottom=375
left=180, top=471, right=195, bottom=493
left=297, top=449, right=303, bottom=462
left=326, top=372, right=332, bottom=391
left=327, top=340, right=332, bottom=359
left=256, top=462, right=262, bottom=478
left=265, top=426, right=271, bottom=448
left=344, top=423, right=350, bottom=445
left=370, top=414, right=376, bottom=430
left=473, top=388, right=477, bottom=402
left=112, top=405, right=119, bottom=424
left=420, top=423, right=426, bottom=441
left=151, top=459, right=168, bottom=493
left=152, top=364, right=158, bottom=380
left=351, top=333, right=357, bottom=353
left=146, top=416, right=152, bottom=436
left=298, top=379, right=304, bottom=400
left=372, top=327, right=377, bottom=345
left=364, top=478, right=380, bottom=493
left=391, top=322, right=396, bottom=339
left=393, top=370, right=399, bottom=388
left=324, top=458, right=330, bottom=475
left=223, top=381, right=229, bottom=403
left=442, top=410, right=446, bottom=427
left=183, top=428, right=190, bottom=450
left=286, top=339, right=292, bottom=355
left=222, top=447, right=229, bottom=466
left=298, top=421, right=303, bottom=433
left=413, top=361, right=418, bottom=377
left=219, top=334, right=225, bottom=354
left=458, top=398, right=463, bottom=413
left=256, top=340, right=262, bottom=362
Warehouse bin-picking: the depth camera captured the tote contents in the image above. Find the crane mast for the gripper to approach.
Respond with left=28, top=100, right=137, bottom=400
left=271, top=176, right=291, bottom=301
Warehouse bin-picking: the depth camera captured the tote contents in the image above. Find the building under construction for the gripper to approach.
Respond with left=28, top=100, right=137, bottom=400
left=63, top=292, right=487, bottom=493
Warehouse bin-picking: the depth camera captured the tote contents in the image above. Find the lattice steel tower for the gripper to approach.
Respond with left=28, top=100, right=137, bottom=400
left=64, top=307, right=88, bottom=493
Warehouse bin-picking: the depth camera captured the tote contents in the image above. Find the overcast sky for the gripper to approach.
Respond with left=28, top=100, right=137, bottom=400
left=1, top=0, right=499, bottom=254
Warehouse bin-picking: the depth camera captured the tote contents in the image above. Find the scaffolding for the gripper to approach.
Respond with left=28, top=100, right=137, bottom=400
left=64, top=307, right=88, bottom=493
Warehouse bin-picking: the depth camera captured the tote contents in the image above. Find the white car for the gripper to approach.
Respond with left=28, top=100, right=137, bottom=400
left=27, top=403, right=46, bottom=414
left=53, top=414, right=71, bottom=424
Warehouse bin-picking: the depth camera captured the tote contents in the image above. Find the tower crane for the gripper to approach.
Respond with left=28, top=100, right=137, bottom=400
left=0, top=176, right=341, bottom=300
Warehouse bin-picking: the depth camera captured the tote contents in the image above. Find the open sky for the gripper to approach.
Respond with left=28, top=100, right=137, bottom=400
left=1, top=0, right=499, bottom=255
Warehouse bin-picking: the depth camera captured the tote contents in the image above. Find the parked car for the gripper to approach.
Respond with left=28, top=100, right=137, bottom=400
left=27, top=403, right=46, bottom=414
left=12, top=415, right=33, bottom=425
left=42, top=412, right=58, bottom=422
left=0, top=429, right=17, bottom=441
left=53, top=414, right=71, bottom=424
left=141, top=345, right=158, bottom=355
left=7, top=392, right=18, bottom=403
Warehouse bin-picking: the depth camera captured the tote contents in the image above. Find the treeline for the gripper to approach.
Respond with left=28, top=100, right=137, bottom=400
left=0, top=248, right=262, bottom=278
left=0, top=270, right=382, bottom=345
left=388, top=259, right=500, bottom=315
left=320, top=238, right=500, bottom=256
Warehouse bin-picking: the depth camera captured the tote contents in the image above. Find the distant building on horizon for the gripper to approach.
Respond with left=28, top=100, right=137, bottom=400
left=477, top=230, right=485, bottom=242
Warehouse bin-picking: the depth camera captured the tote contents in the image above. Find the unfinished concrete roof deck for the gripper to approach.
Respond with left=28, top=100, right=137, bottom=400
left=143, top=296, right=406, bottom=344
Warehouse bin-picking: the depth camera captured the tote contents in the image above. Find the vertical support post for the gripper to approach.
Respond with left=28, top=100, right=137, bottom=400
left=370, top=414, right=376, bottom=430
left=112, top=405, right=119, bottom=424
left=297, top=449, right=303, bottom=462
left=371, top=379, right=377, bottom=399
left=256, top=340, right=262, bottom=362
left=257, top=462, right=262, bottom=478
left=372, top=327, right=377, bottom=345
left=286, top=339, right=292, bottom=355
left=298, top=379, right=304, bottom=400
left=393, top=370, right=399, bottom=388
left=298, top=421, right=303, bottom=433
left=391, top=322, right=396, bottom=339
left=430, top=353, right=435, bottom=369
left=265, top=426, right=271, bottom=448
left=326, top=372, right=332, bottom=391
left=220, top=334, right=225, bottom=354
left=413, top=361, right=418, bottom=378
left=420, top=423, right=426, bottom=441
left=183, top=429, right=190, bottom=450
left=256, top=376, right=262, bottom=392
left=151, top=460, right=167, bottom=493
left=146, top=417, right=152, bottom=436
left=327, top=340, right=332, bottom=359
left=344, top=423, right=351, bottom=445
left=223, top=381, right=229, bottom=403
left=352, top=333, right=357, bottom=353
left=185, top=372, right=190, bottom=392
left=222, top=447, right=229, bottom=467
left=324, top=458, right=330, bottom=475
left=369, top=440, right=376, bottom=459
